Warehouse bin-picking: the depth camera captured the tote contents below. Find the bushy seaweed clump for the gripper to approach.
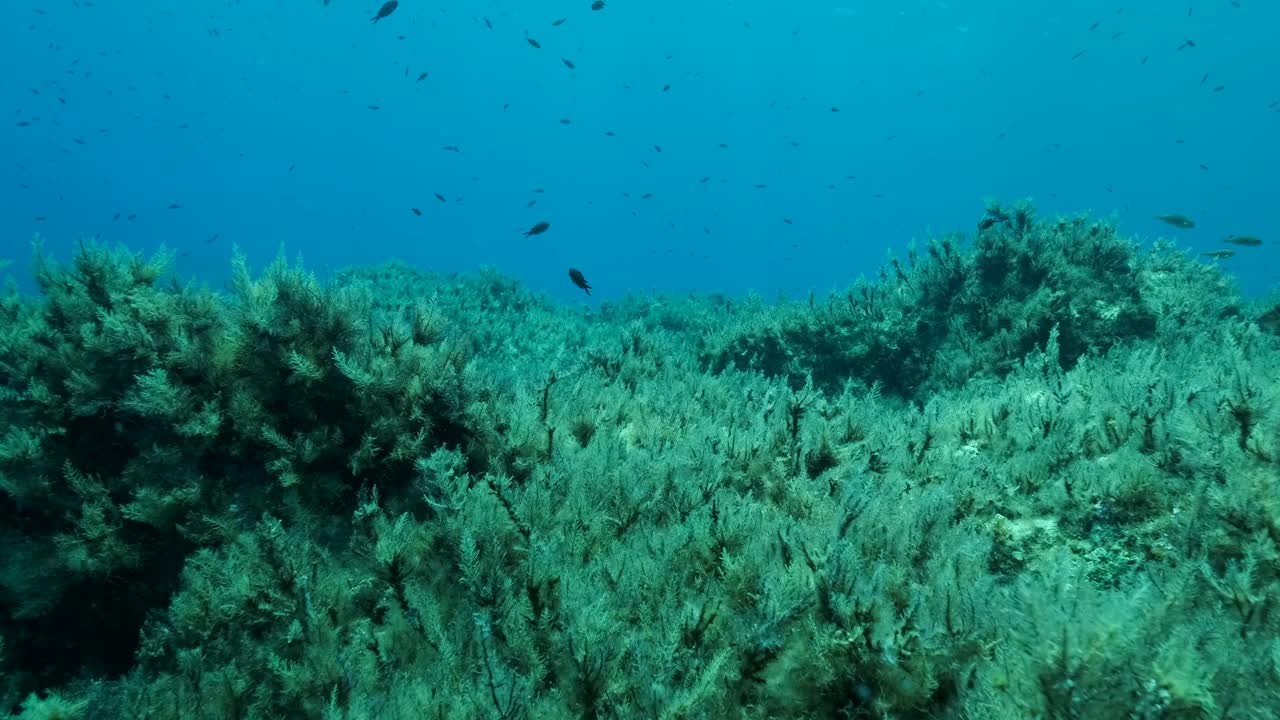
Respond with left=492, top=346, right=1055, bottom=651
left=704, top=200, right=1238, bottom=403
left=0, top=240, right=476, bottom=703
left=1, top=207, right=1279, bottom=720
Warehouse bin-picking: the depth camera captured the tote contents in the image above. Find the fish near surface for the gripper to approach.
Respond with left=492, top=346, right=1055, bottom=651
left=1155, top=214, right=1195, bottom=229
left=568, top=268, right=592, bottom=294
left=371, top=1, right=398, bottom=22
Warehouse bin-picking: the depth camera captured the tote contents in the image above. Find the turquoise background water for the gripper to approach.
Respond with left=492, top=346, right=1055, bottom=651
left=3, top=0, right=1277, bottom=300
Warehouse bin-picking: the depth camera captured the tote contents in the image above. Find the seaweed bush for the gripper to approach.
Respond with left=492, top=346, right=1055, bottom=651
left=702, top=201, right=1236, bottom=403
left=0, top=241, right=479, bottom=702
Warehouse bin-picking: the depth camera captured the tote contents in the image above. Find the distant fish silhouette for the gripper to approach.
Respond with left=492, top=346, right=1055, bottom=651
left=568, top=268, right=591, bottom=295
left=1155, top=214, right=1195, bottom=229
left=523, top=221, right=551, bottom=237
left=371, top=1, right=398, bottom=23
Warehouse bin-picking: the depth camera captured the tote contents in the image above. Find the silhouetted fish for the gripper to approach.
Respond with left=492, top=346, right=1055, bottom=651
left=523, top=221, right=551, bottom=237
left=1223, top=235, right=1262, bottom=246
left=568, top=268, right=591, bottom=294
left=1155, top=214, right=1195, bottom=229
left=371, top=1, right=398, bottom=23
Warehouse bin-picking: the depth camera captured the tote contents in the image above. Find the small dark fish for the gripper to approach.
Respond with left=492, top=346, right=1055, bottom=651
left=552, top=17, right=567, bottom=26
left=1223, top=235, right=1262, bottom=246
left=1176, top=39, right=1196, bottom=51
left=417, top=72, right=429, bottom=81
left=1141, top=55, right=1148, bottom=64
left=1155, top=214, right=1195, bottom=229
left=206, top=233, right=221, bottom=244
left=1202, top=250, right=1235, bottom=258
left=527, top=200, right=537, bottom=208
left=1200, top=72, right=1208, bottom=85
left=442, top=145, right=460, bottom=152
left=1071, top=50, right=1086, bottom=60
left=371, top=1, right=398, bottom=23
left=484, top=17, right=492, bottom=29
left=1111, top=31, right=1124, bottom=40
left=568, top=268, right=591, bottom=295
left=654, top=144, right=662, bottom=152
left=782, top=218, right=793, bottom=225
left=604, top=130, right=616, bottom=136
left=527, top=36, right=541, bottom=48
left=562, top=57, right=575, bottom=69
left=662, top=84, right=671, bottom=91
left=16, top=121, right=31, bottom=127
left=127, top=213, right=137, bottom=220
left=523, top=221, right=551, bottom=237
left=112, top=212, right=120, bottom=220
left=368, top=105, right=381, bottom=110
left=1212, top=86, right=1224, bottom=92
left=1088, top=20, right=1100, bottom=30
left=434, top=192, right=446, bottom=203
left=591, top=0, right=605, bottom=10
left=411, top=207, right=422, bottom=216
left=168, top=203, right=182, bottom=209
left=641, top=192, right=653, bottom=199
left=831, top=105, right=840, bottom=112
left=560, top=118, right=572, bottom=124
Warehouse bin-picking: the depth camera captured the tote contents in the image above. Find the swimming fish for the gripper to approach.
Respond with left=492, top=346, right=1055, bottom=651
left=523, top=221, right=551, bottom=237
left=591, top=1, right=606, bottom=10
left=1202, top=250, right=1235, bottom=259
left=1223, top=235, right=1262, bottom=246
left=371, top=1, right=398, bottom=23
left=568, top=268, right=592, bottom=294
left=1155, top=214, right=1195, bottom=229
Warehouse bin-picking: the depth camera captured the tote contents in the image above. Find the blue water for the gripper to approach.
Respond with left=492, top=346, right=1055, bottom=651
left=3, top=0, right=1277, bottom=301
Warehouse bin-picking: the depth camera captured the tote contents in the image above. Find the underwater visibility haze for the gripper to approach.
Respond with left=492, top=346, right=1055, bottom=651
left=2, top=1, right=1280, bottom=718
